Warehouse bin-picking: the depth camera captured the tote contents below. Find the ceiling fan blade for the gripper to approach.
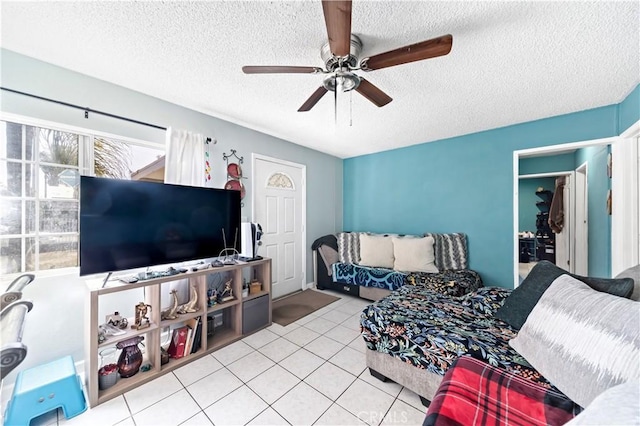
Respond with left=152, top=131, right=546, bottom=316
left=242, top=66, right=322, bottom=74
left=361, top=34, right=453, bottom=71
left=322, top=0, right=352, bottom=57
left=298, top=87, right=329, bottom=112
left=355, top=78, right=392, bottom=107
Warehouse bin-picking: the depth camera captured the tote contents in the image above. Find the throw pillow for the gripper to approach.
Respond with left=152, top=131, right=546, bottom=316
left=509, top=274, right=640, bottom=408
left=392, top=236, right=438, bottom=273
left=495, top=260, right=634, bottom=330
left=337, top=232, right=360, bottom=264
left=565, top=381, right=639, bottom=425
left=614, top=263, right=640, bottom=301
left=359, top=234, right=394, bottom=269
left=424, top=232, right=468, bottom=270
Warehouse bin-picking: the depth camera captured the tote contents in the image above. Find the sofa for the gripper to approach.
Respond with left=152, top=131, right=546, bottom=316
left=360, top=260, right=639, bottom=423
left=312, top=231, right=478, bottom=301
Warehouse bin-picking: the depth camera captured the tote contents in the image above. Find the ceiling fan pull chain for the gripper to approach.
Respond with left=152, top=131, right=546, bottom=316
left=334, top=76, right=338, bottom=125
left=349, top=90, right=353, bottom=127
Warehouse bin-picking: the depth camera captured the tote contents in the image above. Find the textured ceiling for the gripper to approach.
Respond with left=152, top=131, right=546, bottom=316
left=1, top=1, right=638, bottom=158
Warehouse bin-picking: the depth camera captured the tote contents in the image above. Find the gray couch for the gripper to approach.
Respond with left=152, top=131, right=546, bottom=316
left=361, top=262, right=639, bottom=407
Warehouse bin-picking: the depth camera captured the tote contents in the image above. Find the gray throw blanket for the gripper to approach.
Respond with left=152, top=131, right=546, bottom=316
left=318, top=245, right=338, bottom=276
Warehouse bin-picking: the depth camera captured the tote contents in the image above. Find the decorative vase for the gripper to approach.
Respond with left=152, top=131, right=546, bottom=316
left=98, top=347, right=119, bottom=390
left=116, top=335, right=144, bottom=378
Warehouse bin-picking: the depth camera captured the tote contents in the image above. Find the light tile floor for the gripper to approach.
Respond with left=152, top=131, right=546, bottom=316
left=12, top=289, right=427, bottom=426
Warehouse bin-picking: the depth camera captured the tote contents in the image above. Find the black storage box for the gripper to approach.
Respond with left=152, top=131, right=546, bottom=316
left=242, top=294, right=269, bottom=334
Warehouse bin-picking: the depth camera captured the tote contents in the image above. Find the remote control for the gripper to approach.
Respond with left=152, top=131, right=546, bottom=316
left=191, top=263, right=210, bottom=272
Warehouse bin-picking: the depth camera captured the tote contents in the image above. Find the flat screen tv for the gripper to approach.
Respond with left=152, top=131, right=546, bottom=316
left=79, top=176, right=241, bottom=276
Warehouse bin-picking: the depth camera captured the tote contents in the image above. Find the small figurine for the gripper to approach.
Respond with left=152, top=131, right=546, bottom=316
left=220, top=279, right=234, bottom=302
left=178, top=282, right=199, bottom=314
left=161, top=289, right=179, bottom=320
left=132, top=302, right=152, bottom=330
left=207, top=288, right=217, bottom=307
left=106, top=312, right=128, bottom=329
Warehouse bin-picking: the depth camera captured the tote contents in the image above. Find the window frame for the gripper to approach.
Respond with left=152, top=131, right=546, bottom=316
left=0, top=112, right=164, bottom=280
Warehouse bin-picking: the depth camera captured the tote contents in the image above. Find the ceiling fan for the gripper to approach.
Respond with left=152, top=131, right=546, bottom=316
left=242, top=0, right=453, bottom=112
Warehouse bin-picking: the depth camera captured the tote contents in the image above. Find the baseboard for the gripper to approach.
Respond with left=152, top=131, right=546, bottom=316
left=304, top=281, right=316, bottom=290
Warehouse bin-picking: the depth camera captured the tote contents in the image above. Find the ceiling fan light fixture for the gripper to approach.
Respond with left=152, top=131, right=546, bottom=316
left=322, top=71, right=360, bottom=92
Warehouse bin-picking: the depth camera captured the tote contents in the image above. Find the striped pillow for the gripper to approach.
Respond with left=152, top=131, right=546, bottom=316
left=509, top=274, right=640, bottom=408
left=337, top=232, right=361, bottom=264
left=424, top=233, right=468, bottom=270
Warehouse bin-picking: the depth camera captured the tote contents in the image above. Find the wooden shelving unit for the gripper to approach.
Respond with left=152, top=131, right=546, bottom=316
left=84, top=258, right=271, bottom=407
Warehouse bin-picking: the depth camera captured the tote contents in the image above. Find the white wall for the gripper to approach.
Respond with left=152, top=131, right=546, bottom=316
left=0, top=49, right=343, bottom=385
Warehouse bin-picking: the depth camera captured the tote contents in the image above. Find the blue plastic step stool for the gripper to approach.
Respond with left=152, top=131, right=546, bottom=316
left=4, top=356, right=86, bottom=426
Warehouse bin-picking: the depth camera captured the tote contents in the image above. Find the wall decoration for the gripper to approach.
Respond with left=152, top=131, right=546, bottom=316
left=223, top=149, right=246, bottom=206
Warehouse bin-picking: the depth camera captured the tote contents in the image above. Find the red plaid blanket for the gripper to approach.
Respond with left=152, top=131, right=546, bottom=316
left=424, top=356, right=582, bottom=426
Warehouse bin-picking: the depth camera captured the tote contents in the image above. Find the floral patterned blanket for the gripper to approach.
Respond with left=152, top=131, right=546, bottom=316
left=333, top=264, right=483, bottom=294
left=360, top=285, right=554, bottom=388
left=332, top=262, right=407, bottom=290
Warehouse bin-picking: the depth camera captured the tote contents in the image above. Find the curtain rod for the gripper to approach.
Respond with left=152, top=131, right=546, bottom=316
left=2, top=87, right=215, bottom=143
left=1, top=86, right=168, bottom=131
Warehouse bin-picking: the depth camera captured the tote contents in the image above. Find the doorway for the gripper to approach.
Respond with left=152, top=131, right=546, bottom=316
left=252, top=154, right=306, bottom=299
left=513, top=136, right=619, bottom=287
left=517, top=172, right=573, bottom=282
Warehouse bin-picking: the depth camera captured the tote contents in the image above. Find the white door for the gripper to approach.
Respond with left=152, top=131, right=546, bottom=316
left=574, top=163, right=588, bottom=275
left=556, top=173, right=573, bottom=272
left=253, top=155, right=306, bottom=299
left=611, top=135, right=640, bottom=275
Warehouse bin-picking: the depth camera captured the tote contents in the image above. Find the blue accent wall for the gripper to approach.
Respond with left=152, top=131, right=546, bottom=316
left=344, top=105, right=623, bottom=288
left=519, top=153, right=575, bottom=175
left=618, top=84, right=640, bottom=132
left=518, top=177, right=556, bottom=232
left=575, top=145, right=611, bottom=277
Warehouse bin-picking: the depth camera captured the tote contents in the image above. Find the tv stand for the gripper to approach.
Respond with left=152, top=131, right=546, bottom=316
left=84, top=258, right=271, bottom=407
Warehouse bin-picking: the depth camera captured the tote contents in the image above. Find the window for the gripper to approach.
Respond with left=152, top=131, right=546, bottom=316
left=0, top=119, right=164, bottom=275
left=266, top=172, right=294, bottom=189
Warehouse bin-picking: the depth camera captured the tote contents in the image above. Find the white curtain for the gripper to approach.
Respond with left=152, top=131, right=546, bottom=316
left=164, top=127, right=213, bottom=187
